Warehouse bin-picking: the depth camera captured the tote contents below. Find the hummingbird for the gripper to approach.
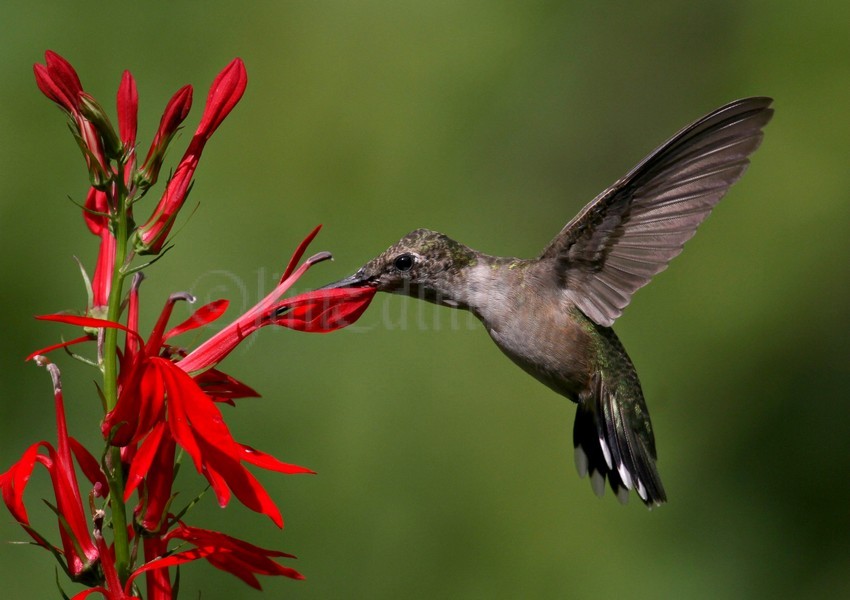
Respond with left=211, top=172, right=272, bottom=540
left=320, top=97, right=773, bottom=507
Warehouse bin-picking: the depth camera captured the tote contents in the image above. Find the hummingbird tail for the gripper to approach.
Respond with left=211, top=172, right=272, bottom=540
left=572, top=373, right=667, bottom=507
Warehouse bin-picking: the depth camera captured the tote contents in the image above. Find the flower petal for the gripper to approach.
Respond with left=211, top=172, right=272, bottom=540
left=70, top=588, right=111, bottom=599
left=240, top=445, right=314, bottom=475
left=91, top=229, right=116, bottom=309
left=195, top=58, right=247, bottom=140
left=116, top=70, right=138, bottom=147
left=68, top=437, right=108, bottom=498
left=195, top=438, right=283, bottom=528
left=193, top=367, right=260, bottom=401
left=41, top=444, right=99, bottom=576
left=164, top=523, right=304, bottom=587
left=83, top=188, right=109, bottom=235
left=136, top=429, right=177, bottom=533
left=105, top=360, right=165, bottom=446
left=34, top=63, right=75, bottom=111
left=0, top=442, right=41, bottom=523
left=35, top=313, right=140, bottom=340
left=274, top=286, right=376, bottom=332
left=25, top=335, right=91, bottom=362
left=281, top=224, right=322, bottom=283
left=34, top=51, right=83, bottom=114
left=164, top=299, right=229, bottom=340
left=156, top=359, right=232, bottom=506
left=127, top=547, right=211, bottom=592
left=44, top=50, right=83, bottom=106
left=124, top=422, right=167, bottom=500
left=155, top=359, right=286, bottom=526
left=140, top=536, right=174, bottom=599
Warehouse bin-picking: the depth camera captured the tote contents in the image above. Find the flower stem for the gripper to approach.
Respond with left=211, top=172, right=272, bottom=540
left=102, top=182, right=131, bottom=582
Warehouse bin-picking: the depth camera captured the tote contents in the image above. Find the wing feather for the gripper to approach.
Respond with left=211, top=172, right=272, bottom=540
left=542, top=97, right=773, bottom=327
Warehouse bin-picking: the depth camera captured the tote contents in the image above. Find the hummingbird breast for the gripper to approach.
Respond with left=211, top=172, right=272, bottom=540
left=474, top=281, right=597, bottom=403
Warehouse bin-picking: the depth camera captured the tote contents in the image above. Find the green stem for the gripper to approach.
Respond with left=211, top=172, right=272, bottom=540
left=102, top=181, right=131, bottom=582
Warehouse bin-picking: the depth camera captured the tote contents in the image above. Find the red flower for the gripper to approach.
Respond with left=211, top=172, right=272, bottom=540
left=23, top=50, right=368, bottom=598
left=126, top=422, right=174, bottom=532
left=0, top=359, right=104, bottom=581
left=116, top=71, right=138, bottom=149
left=178, top=225, right=376, bottom=372
left=136, top=59, right=247, bottom=255
left=72, top=521, right=302, bottom=598
left=83, top=187, right=109, bottom=235
left=163, top=522, right=304, bottom=586
left=116, top=70, right=138, bottom=184
left=33, top=50, right=84, bottom=112
left=137, top=85, right=193, bottom=190
left=34, top=51, right=109, bottom=186
left=28, top=228, right=375, bottom=530
left=90, top=227, right=116, bottom=314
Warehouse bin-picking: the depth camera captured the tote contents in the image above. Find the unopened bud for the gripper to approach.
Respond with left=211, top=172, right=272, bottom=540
left=136, top=84, right=193, bottom=191
left=79, top=93, right=123, bottom=161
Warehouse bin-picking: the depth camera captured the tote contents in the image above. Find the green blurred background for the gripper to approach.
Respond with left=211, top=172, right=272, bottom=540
left=2, top=2, right=849, bottom=598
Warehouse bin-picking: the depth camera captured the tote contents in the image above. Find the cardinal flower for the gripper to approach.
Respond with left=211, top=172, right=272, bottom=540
left=22, top=50, right=379, bottom=596
left=27, top=227, right=376, bottom=530
left=0, top=359, right=106, bottom=583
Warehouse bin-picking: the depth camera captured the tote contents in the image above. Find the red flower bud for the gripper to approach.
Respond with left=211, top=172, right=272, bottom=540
left=91, top=228, right=116, bottom=312
left=136, top=59, right=247, bottom=254
left=116, top=71, right=138, bottom=147
left=34, top=51, right=83, bottom=114
left=135, top=149, right=198, bottom=254
left=83, top=187, right=109, bottom=235
left=43, top=51, right=83, bottom=103
left=34, top=52, right=110, bottom=186
left=196, top=58, right=247, bottom=141
left=136, top=84, right=193, bottom=190
left=116, top=70, right=138, bottom=178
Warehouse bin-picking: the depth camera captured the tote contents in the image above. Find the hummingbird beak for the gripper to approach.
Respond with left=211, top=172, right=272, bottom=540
left=318, top=270, right=373, bottom=290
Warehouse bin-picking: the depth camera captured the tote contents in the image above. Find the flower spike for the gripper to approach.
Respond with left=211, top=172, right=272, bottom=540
left=14, top=50, right=386, bottom=596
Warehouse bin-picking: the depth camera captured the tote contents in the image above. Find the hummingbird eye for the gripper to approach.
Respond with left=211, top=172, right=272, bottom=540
left=393, top=253, right=414, bottom=272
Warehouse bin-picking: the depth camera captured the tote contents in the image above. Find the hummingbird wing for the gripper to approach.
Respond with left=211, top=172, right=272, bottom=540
left=541, top=97, right=773, bottom=327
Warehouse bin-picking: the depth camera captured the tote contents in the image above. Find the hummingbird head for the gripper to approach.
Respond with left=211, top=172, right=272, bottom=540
left=321, top=228, right=478, bottom=307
